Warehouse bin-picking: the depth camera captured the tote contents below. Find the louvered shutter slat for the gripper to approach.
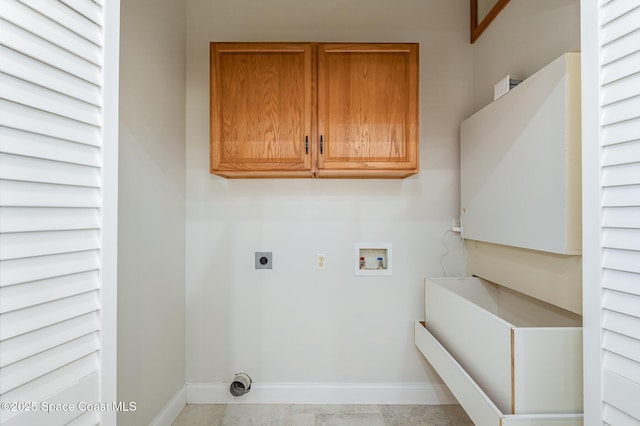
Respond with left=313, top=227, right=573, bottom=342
left=602, top=50, right=640, bottom=85
left=602, top=162, right=640, bottom=186
left=0, top=46, right=101, bottom=106
left=0, top=312, right=99, bottom=367
left=0, top=251, right=100, bottom=288
left=0, top=20, right=100, bottom=85
left=18, top=0, right=103, bottom=45
left=0, top=181, right=100, bottom=208
left=601, top=4, right=640, bottom=45
left=602, top=72, right=640, bottom=105
left=1, top=373, right=99, bottom=426
left=602, top=206, right=640, bottom=228
left=1, top=357, right=99, bottom=424
left=602, top=184, right=640, bottom=207
left=604, top=352, right=640, bottom=386
left=0, top=229, right=100, bottom=261
left=60, top=0, right=103, bottom=24
left=0, top=100, right=100, bottom=146
left=601, top=0, right=640, bottom=24
left=603, top=269, right=640, bottom=294
left=603, top=371, right=640, bottom=420
left=0, top=333, right=99, bottom=394
left=602, top=289, right=640, bottom=318
left=66, top=411, right=101, bottom=426
left=602, top=248, right=640, bottom=273
left=0, top=207, right=100, bottom=233
left=602, top=96, right=640, bottom=126
left=603, top=310, right=640, bottom=341
left=0, top=73, right=101, bottom=126
left=602, top=228, right=640, bottom=251
left=601, top=30, right=640, bottom=66
left=602, top=117, right=640, bottom=146
left=603, top=328, right=640, bottom=363
left=1, top=0, right=101, bottom=66
left=603, top=403, right=640, bottom=425
left=602, top=140, right=640, bottom=166
left=0, top=291, right=99, bottom=340
left=0, top=154, right=100, bottom=187
left=0, top=128, right=101, bottom=167
left=0, top=271, right=99, bottom=314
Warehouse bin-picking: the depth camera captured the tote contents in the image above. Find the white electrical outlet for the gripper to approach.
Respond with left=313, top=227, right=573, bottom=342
left=316, top=253, right=327, bottom=270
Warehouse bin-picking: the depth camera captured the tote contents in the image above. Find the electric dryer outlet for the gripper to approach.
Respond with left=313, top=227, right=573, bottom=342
left=255, top=252, right=272, bottom=269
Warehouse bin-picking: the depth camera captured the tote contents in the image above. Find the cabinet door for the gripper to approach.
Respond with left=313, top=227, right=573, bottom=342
left=317, top=44, right=419, bottom=178
left=210, top=43, right=314, bottom=177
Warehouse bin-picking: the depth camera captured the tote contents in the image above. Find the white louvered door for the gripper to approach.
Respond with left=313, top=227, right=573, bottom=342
left=582, top=0, right=640, bottom=424
left=0, top=0, right=119, bottom=425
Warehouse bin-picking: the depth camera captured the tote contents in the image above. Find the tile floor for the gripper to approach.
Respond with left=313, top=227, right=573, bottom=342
left=172, top=404, right=474, bottom=425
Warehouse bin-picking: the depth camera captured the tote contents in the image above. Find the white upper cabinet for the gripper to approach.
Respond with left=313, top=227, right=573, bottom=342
left=461, top=53, right=582, bottom=255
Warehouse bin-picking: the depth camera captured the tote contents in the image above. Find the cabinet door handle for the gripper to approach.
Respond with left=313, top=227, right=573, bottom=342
left=305, top=136, right=309, bottom=154
left=320, top=135, right=324, bottom=154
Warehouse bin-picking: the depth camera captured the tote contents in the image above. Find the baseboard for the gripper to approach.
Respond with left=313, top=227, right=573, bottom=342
left=150, top=385, right=187, bottom=426
left=186, top=382, right=456, bottom=405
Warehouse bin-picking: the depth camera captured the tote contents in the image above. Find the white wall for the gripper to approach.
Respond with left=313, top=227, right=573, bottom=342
left=471, top=0, right=580, bottom=111
left=477, top=0, right=499, bottom=22
left=185, top=0, right=471, bottom=397
left=118, top=0, right=187, bottom=423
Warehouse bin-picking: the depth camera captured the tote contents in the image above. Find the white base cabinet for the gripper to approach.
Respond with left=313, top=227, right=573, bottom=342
left=415, top=277, right=583, bottom=425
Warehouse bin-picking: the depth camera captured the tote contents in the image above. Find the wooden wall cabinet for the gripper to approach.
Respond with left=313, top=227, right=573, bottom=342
left=210, top=43, right=314, bottom=178
left=210, top=42, right=419, bottom=178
